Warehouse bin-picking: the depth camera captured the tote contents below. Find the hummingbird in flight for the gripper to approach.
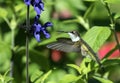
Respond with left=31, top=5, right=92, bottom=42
left=47, top=30, right=103, bottom=68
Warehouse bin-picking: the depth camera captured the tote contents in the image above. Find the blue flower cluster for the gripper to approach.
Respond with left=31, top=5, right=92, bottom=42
left=24, top=0, right=52, bottom=42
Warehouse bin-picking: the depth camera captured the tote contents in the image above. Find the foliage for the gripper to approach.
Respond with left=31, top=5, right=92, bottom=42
left=0, top=0, right=120, bottom=83
left=0, top=70, right=13, bottom=83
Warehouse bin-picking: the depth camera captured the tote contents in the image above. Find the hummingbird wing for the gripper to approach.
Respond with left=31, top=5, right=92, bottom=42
left=46, top=38, right=81, bottom=52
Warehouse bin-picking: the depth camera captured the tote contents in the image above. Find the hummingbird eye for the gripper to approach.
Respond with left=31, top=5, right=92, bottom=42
left=70, top=31, right=75, bottom=33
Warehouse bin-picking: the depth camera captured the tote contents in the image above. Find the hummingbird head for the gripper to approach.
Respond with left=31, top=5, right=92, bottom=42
left=58, top=30, right=80, bottom=42
left=68, top=31, right=80, bottom=42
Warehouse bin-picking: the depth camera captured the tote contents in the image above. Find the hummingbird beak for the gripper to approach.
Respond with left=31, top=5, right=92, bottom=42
left=57, top=31, right=68, bottom=33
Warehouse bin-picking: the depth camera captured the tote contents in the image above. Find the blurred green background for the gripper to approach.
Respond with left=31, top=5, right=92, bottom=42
left=0, top=0, right=120, bottom=83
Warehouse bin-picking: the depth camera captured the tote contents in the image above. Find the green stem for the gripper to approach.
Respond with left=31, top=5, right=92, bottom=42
left=26, top=5, right=30, bottom=83
left=104, top=2, right=120, bottom=55
left=0, top=28, right=2, bottom=40
left=26, top=33, right=29, bottom=83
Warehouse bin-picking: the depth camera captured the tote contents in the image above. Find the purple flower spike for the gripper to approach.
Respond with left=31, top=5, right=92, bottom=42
left=24, top=0, right=31, bottom=5
left=35, top=0, right=40, bottom=3
left=44, top=22, right=53, bottom=27
left=24, top=0, right=53, bottom=42
left=44, top=32, right=50, bottom=38
left=34, top=4, right=41, bottom=15
left=32, top=22, right=52, bottom=41
left=36, top=24, right=41, bottom=31
left=34, top=32, right=40, bottom=42
left=34, top=15, right=40, bottom=23
left=40, top=22, right=53, bottom=39
left=32, top=23, right=41, bottom=42
left=41, top=28, right=50, bottom=38
left=39, top=3, right=44, bottom=11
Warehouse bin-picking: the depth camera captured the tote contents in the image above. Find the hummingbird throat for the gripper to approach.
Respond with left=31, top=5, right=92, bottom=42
left=68, top=33, right=80, bottom=42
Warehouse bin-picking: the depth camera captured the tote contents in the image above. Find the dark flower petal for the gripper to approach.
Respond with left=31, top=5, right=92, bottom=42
left=35, top=15, right=40, bottom=20
left=31, top=0, right=34, bottom=6
left=35, top=0, right=40, bottom=4
left=34, top=15, right=40, bottom=23
left=24, top=0, right=31, bottom=5
left=24, top=0, right=52, bottom=42
left=34, top=23, right=41, bottom=32
left=34, top=32, right=40, bottom=42
left=43, top=22, right=53, bottom=27
left=34, top=4, right=41, bottom=15
left=32, top=23, right=42, bottom=41
left=42, top=28, right=50, bottom=38
left=45, top=33, right=50, bottom=38
left=39, top=2, right=44, bottom=11
left=36, top=24, right=41, bottom=31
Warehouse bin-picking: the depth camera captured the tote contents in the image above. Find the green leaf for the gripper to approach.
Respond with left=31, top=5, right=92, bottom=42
left=103, top=59, right=120, bottom=67
left=29, top=49, right=50, bottom=70
left=104, top=0, right=120, bottom=13
left=77, top=16, right=90, bottom=30
left=3, top=32, right=12, bottom=44
left=41, top=7, right=52, bottom=23
left=114, top=12, right=120, bottom=19
left=4, top=76, right=13, bottom=83
left=0, top=41, right=11, bottom=72
left=35, top=70, right=52, bottom=83
left=109, top=3, right=120, bottom=13
left=62, top=16, right=90, bottom=30
left=45, top=69, right=67, bottom=83
left=15, top=4, right=25, bottom=12
left=47, top=82, right=56, bottom=83
left=0, top=75, right=4, bottom=83
left=93, top=76, right=113, bottom=83
left=87, top=1, right=108, bottom=19
left=67, top=64, right=81, bottom=74
left=104, top=0, right=120, bottom=3
left=84, top=0, right=96, bottom=2
left=0, top=7, right=8, bottom=18
left=31, top=70, right=43, bottom=82
left=83, top=26, right=111, bottom=52
left=0, top=70, right=13, bottom=83
left=79, top=58, right=91, bottom=77
left=76, top=79, right=86, bottom=83
left=66, top=0, right=86, bottom=10
left=59, top=74, right=80, bottom=83
left=84, top=3, right=95, bottom=20
left=41, top=70, right=52, bottom=83
left=10, top=16, right=17, bottom=30
left=29, top=63, right=40, bottom=76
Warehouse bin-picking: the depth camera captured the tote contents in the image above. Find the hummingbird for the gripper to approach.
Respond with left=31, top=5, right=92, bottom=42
left=47, top=30, right=103, bottom=68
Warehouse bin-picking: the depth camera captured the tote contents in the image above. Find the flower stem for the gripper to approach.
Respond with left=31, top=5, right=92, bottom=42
left=26, top=32, right=29, bottom=83
left=26, top=5, right=30, bottom=83
left=104, top=2, right=120, bottom=55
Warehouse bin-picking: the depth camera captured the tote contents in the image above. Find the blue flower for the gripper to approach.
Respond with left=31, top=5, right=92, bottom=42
left=42, top=22, right=53, bottom=38
left=32, top=23, right=41, bottom=41
left=30, top=0, right=44, bottom=15
left=34, top=15, right=40, bottom=23
left=24, top=0, right=53, bottom=42
left=24, top=0, right=44, bottom=15
left=24, top=0, right=31, bottom=5
left=33, top=2, right=44, bottom=15
left=35, top=0, right=40, bottom=3
left=32, top=22, right=52, bottom=42
left=43, top=22, right=53, bottom=27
